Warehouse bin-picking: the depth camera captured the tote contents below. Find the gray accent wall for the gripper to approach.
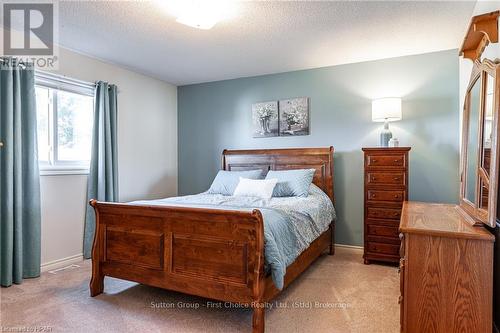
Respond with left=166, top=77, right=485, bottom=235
left=178, top=49, right=460, bottom=246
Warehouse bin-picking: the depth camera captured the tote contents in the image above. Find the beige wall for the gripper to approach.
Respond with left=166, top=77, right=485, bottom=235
left=40, top=47, right=177, bottom=269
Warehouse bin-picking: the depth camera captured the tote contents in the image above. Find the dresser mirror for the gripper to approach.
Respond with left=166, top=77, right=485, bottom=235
left=460, top=59, right=500, bottom=227
left=464, top=75, right=481, bottom=205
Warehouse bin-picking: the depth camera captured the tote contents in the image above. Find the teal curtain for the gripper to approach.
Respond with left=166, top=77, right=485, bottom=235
left=84, top=81, right=118, bottom=259
left=0, top=58, right=41, bottom=287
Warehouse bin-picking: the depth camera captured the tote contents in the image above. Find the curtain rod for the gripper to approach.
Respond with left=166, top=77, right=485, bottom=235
left=36, top=69, right=95, bottom=88
left=37, top=71, right=118, bottom=92
left=3, top=61, right=118, bottom=93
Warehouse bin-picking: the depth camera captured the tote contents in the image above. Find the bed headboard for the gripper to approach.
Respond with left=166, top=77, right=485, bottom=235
left=222, top=147, right=334, bottom=203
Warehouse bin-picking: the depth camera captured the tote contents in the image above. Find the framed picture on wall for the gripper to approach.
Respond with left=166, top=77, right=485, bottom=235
left=252, top=100, right=279, bottom=138
left=279, top=97, right=309, bottom=136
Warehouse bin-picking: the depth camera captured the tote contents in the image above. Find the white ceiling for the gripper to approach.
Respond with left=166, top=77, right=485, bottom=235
left=57, top=1, right=476, bottom=86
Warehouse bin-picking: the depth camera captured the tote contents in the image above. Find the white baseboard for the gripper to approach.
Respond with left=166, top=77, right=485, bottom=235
left=41, top=253, right=84, bottom=272
left=334, top=243, right=364, bottom=252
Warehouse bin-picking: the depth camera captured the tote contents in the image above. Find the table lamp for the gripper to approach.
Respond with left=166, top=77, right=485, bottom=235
left=372, top=98, right=402, bottom=147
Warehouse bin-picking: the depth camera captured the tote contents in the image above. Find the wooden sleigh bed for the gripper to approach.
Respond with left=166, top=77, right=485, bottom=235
left=89, top=147, right=335, bottom=333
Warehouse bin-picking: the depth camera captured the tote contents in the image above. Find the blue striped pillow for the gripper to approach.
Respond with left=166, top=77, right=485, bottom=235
left=265, top=169, right=315, bottom=197
left=208, top=170, right=263, bottom=195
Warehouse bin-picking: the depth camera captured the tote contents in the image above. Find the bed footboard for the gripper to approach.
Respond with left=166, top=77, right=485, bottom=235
left=89, top=200, right=265, bottom=306
left=89, top=199, right=333, bottom=333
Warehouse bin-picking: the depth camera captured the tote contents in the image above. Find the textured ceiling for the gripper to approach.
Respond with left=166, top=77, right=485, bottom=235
left=56, top=1, right=476, bottom=85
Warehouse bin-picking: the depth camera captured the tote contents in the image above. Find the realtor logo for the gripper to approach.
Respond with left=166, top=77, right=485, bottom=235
left=2, top=1, right=58, bottom=69
left=3, top=3, right=53, bottom=55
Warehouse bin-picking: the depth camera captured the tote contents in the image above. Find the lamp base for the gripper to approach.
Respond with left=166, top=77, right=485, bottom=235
left=380, top=122, right=392, bottom=147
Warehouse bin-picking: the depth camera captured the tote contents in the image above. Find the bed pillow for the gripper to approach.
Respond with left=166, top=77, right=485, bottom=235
left=265, top=169, right=316, bottom=197
left=207, top=170, right=263, bottom=195
left=233, top=177, right=278, bottom=199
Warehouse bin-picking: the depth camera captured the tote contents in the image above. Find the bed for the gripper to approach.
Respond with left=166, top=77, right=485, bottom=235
left=89, top=147, right=335, bottom=333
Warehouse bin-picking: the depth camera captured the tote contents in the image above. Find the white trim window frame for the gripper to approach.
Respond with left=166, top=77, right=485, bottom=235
left=35, top=71, right=95, bottom=176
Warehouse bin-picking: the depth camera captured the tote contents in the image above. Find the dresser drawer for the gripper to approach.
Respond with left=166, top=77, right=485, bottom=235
left=367, top=235, right=400, bottom=245
left=367, top=206, right=402, bottom=220
left=367, top=224, right=399, bottom=238
left=366, top=218, right=400, bottom=227
left=367, top=190, right=405, bottom=202
left=367, top=171, right=405, bottom=186
left=366, top=154, right=406, bottom=168
left=367, top=242, right=400, bottom=256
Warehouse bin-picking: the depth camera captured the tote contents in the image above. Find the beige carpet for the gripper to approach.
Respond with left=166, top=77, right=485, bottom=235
left=1, top=248, right=399, bottom=333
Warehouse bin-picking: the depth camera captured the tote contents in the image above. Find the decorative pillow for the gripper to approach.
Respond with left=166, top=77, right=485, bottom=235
left=207, top=170, right=263, bottom=195
left=233, top=177, right=278, bottom=199
left=265, top=169, right=316, bottom=197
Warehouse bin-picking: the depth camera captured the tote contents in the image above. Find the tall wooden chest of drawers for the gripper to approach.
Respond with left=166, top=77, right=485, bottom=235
left=362, top=147, right=410, bottom=264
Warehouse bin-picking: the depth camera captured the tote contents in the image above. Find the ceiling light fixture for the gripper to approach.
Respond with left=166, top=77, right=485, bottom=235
left=176, top=11, right=218, bottom=30
left=158, top=0, right=238, bottom=30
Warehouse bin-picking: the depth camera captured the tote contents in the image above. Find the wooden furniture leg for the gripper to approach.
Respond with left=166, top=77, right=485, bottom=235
left=252, top=306, right=265, bottom=333
left=252, top=209, right=265, bottom=333
left=90, top=270, right=104, bottom=297
left=89, top=199, right=104, bottom=297
left=329, top=223, right=335, bottom=255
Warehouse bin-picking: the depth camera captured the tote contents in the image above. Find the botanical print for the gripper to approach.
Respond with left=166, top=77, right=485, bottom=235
left=279, top=97, right=309, bottom=136
left=252, top=101, right=279, bottom=138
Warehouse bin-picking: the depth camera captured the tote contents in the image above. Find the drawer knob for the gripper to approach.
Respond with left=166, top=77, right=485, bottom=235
left=394, top=194, right=399, bottom=198
left=394, top=159, right=400, bottom=163
left=393, top=177, right=399, bottom=181
left=371, top=193, right=376, bottom=198
left=372, top=159, right=377, bottom=162
left=372, top=177, right=376, bottom=181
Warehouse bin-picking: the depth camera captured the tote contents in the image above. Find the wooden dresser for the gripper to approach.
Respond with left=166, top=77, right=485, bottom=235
left=399, top=201, right=494, bottom=333
left=362, top=147, right=410, bottom=264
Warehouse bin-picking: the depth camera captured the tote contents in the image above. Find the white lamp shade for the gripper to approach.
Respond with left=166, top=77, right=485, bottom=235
left=372, top=98, right=402, bottom=122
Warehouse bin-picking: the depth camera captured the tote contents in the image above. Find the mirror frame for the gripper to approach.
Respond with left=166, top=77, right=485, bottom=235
left=460, top=58, right=500, bottom=228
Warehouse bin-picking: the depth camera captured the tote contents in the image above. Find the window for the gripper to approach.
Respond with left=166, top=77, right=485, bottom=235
left=35, top=72, right=94, bottom=174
